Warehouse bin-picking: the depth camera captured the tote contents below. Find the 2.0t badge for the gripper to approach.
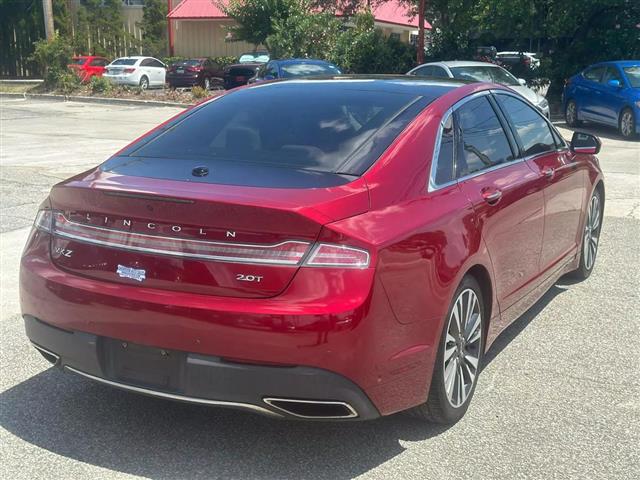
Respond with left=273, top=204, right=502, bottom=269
left=116, top=264, right=146, bottom=282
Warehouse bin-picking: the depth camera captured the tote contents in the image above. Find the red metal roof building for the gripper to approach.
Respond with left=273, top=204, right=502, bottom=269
left=166, top=0, right=431, bottom=57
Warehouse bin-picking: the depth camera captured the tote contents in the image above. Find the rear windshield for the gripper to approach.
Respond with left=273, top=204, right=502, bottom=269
left=450, top=66, right=520, bottom=86
left=228, top=66, right=258, bottom=76
left=174, top=59, right=203, bottom=67
left=111, top=58, right=137, bottom=66
left=239, top=53, right=269, bottom=64
left=131, top=83, right=427, bottom=175
left=623, top=66, right=640, bottom=88
left=71, top=57, right=87, bottom=65
left=281, top=63, right=341, bottom=78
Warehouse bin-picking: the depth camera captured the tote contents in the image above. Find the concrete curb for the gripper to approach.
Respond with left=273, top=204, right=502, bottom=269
left=0, top=91, right=189, bottom=108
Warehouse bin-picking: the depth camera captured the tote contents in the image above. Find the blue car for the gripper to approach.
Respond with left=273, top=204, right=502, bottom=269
left=563, top=60, right=640, bottom=138
left=248, top=59, right=342, bottom=84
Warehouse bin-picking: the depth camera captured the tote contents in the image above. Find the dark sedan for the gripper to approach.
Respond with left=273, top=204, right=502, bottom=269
left=166, top=58, right=224, bottom=90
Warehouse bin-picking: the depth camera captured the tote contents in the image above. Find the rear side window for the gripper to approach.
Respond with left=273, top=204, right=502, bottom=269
left=584, top=66, right=605, bottom=82
left=412, top=66, right=434, bottom=77
left=495, top=94, right=556, bottom=156
left=434, top=114, right=455, bottom=185
left=456, top=96, right=514, bottom=177
left=131, top=84, right=428, bottom=175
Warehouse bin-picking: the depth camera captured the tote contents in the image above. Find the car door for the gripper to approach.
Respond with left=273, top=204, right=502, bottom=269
left=577, top=66, right=606, bottom=121
left=594, top=66, right=627, bottom=125
left=494, top=92, right=585, bottom=273
left=453, top=94, right=545, bottom=311
left=150, top=59, right=166, bottom=85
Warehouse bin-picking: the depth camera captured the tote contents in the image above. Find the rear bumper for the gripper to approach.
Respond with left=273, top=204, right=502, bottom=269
left=166, top=75, right=199, bottom=87
left=20, top=232, right=439, bottom=417
left=25, top=315, right=379, bottom=419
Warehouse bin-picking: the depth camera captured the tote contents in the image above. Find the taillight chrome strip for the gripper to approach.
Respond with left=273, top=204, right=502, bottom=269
left=51, top=213, right=310, bottom=266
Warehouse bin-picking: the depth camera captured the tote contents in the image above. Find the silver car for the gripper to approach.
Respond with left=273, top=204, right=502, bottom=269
left=407, top=60, right=550, bottom=118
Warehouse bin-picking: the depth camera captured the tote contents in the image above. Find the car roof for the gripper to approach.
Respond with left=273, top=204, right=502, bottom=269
left=244, top=75, right=469, bottom=96
left=424, top=61, right=501, bottom=68
left=591, top=60, right=639, bottom=68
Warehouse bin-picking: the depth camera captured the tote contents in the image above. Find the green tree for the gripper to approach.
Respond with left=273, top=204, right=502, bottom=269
left=223, top=0, right=302, bottom=49
left=139, top=0, right=167, bottom=58
left=266, top=2, right=342, bottom=58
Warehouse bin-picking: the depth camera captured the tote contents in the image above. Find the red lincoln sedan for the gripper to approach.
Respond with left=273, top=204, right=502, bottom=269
left=20, top=77, right=604, bottom=423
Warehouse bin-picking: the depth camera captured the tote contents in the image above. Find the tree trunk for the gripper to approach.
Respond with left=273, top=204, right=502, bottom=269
left=417, top=0, right=425, bottom=64
left=42, top=0, right=55, bottom=41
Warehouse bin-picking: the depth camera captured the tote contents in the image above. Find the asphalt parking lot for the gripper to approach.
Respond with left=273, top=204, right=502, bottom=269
left=1, top=97, right=639, bottom=480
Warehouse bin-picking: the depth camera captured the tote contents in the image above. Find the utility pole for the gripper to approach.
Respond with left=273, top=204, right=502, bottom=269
left=417, top=0, right=425, bottom=64
left=42, top=0, right=55, bottom=41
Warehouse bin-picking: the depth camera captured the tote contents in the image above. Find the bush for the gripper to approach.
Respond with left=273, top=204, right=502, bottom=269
left=56, top=71, right=82, bottom=94
left=90, top=76, right=113, bottom=94
left=30, top=34, right=74, bottom=88
left=191, top=86, right=208, bottom=100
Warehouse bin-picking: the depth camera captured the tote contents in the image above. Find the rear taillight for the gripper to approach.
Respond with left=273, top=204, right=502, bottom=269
left=304, top=243, right=370, bottom=268
left=123, top=68, right=136, bottom=74
left=34, top=209, right=53, bottom=233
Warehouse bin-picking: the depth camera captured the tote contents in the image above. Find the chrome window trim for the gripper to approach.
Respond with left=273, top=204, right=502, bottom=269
left=65, top=365, right=283, bottom=417
left=428, top=89, right=569, bottom=193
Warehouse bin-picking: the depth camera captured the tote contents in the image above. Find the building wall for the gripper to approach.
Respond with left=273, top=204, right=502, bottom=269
left=173, top=20, right=258, bottom=58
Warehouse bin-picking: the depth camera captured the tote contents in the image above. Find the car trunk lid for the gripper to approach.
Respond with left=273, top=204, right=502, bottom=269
left=47, top=168, right=369, bottom=298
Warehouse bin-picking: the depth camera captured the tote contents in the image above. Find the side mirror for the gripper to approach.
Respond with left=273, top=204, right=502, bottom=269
left=607, top=79, right=621, bottom=88
left=518, top=78, right=527, bottom=86
left=570, top=132, right=601, bottom=155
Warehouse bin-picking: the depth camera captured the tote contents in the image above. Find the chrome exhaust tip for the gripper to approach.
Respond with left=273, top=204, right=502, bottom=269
left=263, top=397, right=358, bottom=419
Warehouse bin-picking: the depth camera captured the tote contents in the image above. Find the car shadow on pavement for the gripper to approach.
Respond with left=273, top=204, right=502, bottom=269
left=0, top=282, right=571, bottom=480
left=0, top=367, right=448, bottom=480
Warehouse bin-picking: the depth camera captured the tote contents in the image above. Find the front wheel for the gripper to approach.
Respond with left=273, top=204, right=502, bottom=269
left=619, top=108, right=636, bottom=139
left=569, top=188, right=603, bottom=280
left=410, top=275, right=485, bottom=423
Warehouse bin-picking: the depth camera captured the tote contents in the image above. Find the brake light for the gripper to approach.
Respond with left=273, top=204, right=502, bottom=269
left=123, top=68, right=136, bottom=74
left=304, top=243, right=370, bottom=268
left=34, top=209, right=53, bottom=232
left=50, top=212, right=310, bottom=265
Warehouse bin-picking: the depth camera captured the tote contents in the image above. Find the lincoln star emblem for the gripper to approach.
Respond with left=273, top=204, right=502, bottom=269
left=116, top=264, right=146, bottom=282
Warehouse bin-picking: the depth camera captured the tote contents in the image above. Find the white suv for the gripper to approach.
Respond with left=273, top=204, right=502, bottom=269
left=104, top=56, right=166, bottom=89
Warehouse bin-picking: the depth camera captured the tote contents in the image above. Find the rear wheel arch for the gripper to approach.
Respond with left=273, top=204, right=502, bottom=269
left=464, top=264, right=493, bottom=339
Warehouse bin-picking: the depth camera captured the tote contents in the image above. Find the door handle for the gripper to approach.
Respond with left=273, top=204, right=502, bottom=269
left=481, top=188, right=502, bottom=205
left=542, top=167, right=555, bottom=179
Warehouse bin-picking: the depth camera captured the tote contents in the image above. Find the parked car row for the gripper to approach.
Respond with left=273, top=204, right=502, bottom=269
left=68, top=51, right=638, bottom=139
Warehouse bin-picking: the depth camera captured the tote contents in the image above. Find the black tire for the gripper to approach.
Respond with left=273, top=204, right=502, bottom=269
left=619, top=108, right=636, bottom=139
left=565, top=99, right=581, bottom=127
left=139, top=76, right=149, bottom=90
left=409, top=275, right=485, bottom=424
left=569, top=188, right=603, bottom=280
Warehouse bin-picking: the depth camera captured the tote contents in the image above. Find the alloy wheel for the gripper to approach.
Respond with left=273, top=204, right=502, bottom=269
left=204, top=77, right=211, bottom=90
left=583, top=193, right=601, bottom=270
left=139, top=77, right=149, bottom=90
left=443, top=288, right=482, bottom=408
left=620, top=110, right=634, bottom=138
